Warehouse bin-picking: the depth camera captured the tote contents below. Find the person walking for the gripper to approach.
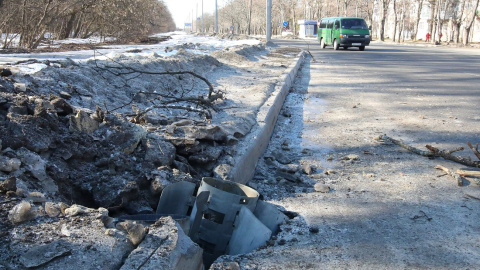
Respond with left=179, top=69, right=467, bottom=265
left=426, top=32, right=430, bottom=42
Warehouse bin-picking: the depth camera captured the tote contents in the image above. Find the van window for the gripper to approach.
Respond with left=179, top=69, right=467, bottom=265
left=334, top=20, right=340, bottom=29
left=340, top=18, right=368, bottom=29
left=327, top=20, right=333, bottom=28
left=320, top=20, right=327, bottom=28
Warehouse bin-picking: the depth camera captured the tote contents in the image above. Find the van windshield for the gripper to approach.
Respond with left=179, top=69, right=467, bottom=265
left=341, top=19, right=368, bottom=29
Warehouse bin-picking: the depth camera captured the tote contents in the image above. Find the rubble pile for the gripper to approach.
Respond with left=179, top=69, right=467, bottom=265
left=0, top=41, right=300, bottom=269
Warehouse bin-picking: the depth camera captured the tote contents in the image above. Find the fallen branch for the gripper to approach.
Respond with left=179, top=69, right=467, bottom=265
left=465, top=193, right=480, bottom=201
left=375, top=135, right=480, bottom=168
left=467, top=142, right=480, bottom=160
left=456, top=169, right=480, bottom=178
left=426, top=145, right=480, bottom=168
left=435, top=165, right=463, bottom=186
left=374, top=135, right=434, bottom=157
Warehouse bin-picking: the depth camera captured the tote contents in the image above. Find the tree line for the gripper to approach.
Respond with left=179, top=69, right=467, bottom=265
left=198, top=0, right=479, bottom=45
left=0, top=0, right=175, bottom=49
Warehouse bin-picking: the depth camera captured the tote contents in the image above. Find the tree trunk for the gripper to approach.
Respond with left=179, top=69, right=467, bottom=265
left=380, top=0, right=390, bottom=41
left=393, top=0, right=398, bottom=42
left=292, top=3, right=296, bottom=36
left=413, top=0, right=424, bottom=40
left=61, top=12, right=77, bottom=39
left=463, top=0, right=480, bottom=45
left=428, top=0, right=436, bottom=43
left=247, top=0, right=252, bottom=35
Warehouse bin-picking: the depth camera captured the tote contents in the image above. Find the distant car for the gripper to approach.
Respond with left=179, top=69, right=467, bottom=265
left=318, top=17, right=370, bottom=51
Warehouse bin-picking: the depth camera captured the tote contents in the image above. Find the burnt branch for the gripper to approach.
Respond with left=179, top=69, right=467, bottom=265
left=374, top=134, right=480, bottom=168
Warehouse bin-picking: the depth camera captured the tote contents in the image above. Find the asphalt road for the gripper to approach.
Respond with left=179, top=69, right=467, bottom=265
left=235, top=40, right=480, bottom=269
left=274, top=39, right=480, bottom=147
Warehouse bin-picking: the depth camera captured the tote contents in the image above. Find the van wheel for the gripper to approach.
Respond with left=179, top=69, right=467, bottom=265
left=320, top=38, right=326, bottom=49
left=333, top=39, right=339, bottom=50
left=359, top=46, right=365, bottom=51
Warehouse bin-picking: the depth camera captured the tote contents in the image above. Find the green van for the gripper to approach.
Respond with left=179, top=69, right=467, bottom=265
left=317, top=17, right=370, bottom=51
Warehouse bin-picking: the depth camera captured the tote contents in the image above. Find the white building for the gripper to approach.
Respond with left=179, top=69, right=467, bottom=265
left=298, top=20, right=318, bottom=38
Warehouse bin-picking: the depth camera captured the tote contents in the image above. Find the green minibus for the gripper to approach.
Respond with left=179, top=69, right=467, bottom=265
left=317, top=17, right=370, bottom=51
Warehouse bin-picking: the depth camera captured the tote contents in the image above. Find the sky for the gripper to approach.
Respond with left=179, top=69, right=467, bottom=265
left=163, top=0, right=222, bottom=28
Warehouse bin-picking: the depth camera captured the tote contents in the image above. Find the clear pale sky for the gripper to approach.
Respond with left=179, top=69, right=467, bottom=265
left=164, top=0, right=219, bottom=28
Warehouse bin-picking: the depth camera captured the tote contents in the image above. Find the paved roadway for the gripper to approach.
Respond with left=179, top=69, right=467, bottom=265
left=249, top=40, right=480, bottom=269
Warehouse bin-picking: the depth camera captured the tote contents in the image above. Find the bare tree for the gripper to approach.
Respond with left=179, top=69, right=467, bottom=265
left=379, top=0, right=392, bottom=41
left=462, top=0, right=480, bottom=45
left=413, top=0, right=425, bottom=40
left=393, top=0, right=398, bottom=42
left=451, top=0, right=466, bottom=43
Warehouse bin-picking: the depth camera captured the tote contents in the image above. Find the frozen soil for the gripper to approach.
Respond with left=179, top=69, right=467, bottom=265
left=213, top=54, right=480, bottom=269
left=0, top=35, right=302, bottom=269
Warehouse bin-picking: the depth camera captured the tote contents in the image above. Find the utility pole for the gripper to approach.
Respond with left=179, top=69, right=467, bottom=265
left=266, top=0, right=272, bottom=42
left=202, top=0, right=204, bottom=33
left=215, top=0, right=218, bottom=33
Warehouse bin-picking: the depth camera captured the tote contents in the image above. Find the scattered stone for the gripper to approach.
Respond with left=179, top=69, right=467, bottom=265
left=314, top=183, right=330, bottom=193
left=69, top=110, right=99, bottom=133
left=64, top=204, right=88, bottom=216
left=50, top=97, right=73, bottom=116
left=212, top=262, right=242, bottom=270
left=8, top=201, right=35, bottom=224
left=0, top=156, right=21, bottom=172
left=13, top=83, right=27, bottom=92
left=58, top=202, right=69, bottom=214
left=278, top=239, right=286, bottom=245
left=105, top=228, right=117, bottom=236
left=44, top=202, right=61, bottom=217
left=27, top=191, right=46, bottom=203
left=180, top=124, right=228, bottom=142
left=172, top=119, right=194, bottom=126
left=0, top=176, right=17, bottom=192
left=214, top=163, right=233, bottom=180
left=189, top=146, right=224, bottom=164
left=281, top=140, right=290, bottom=150
left=59, top=91, right=72, bottom=99
left=143, top=135, right=176, bottom=167
left=116, top=220, right=146, bottom=246
left=342, top=154, right=359, bottom=161
left=309, top=226, right=320, bottom=234
left=150, top=174, right=171, bottom=196
left=276, top=170, right=300, bottom=182
left=302, top=164, right=313, bottom=175
left=325, top=169, right=337, bottom=175
left=271, top=150, right=293, bottom=165
left=1, top=68, right=12, bottom=77
left=363, top=171, right=375, bottom=178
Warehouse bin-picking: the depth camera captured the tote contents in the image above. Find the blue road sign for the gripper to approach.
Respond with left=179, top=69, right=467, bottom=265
left=283, top=21, right=288, bottom=27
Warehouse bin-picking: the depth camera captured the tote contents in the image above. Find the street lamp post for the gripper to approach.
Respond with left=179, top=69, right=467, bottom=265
left=266, top=0, right=272, bottom=42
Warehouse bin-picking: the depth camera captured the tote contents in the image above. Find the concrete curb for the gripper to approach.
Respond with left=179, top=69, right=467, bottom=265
left=230, top=50, right=307, bottom=185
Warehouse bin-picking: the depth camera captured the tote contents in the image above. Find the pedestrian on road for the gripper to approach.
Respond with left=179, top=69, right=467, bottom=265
left=426, top=32, right=430, bottom=42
